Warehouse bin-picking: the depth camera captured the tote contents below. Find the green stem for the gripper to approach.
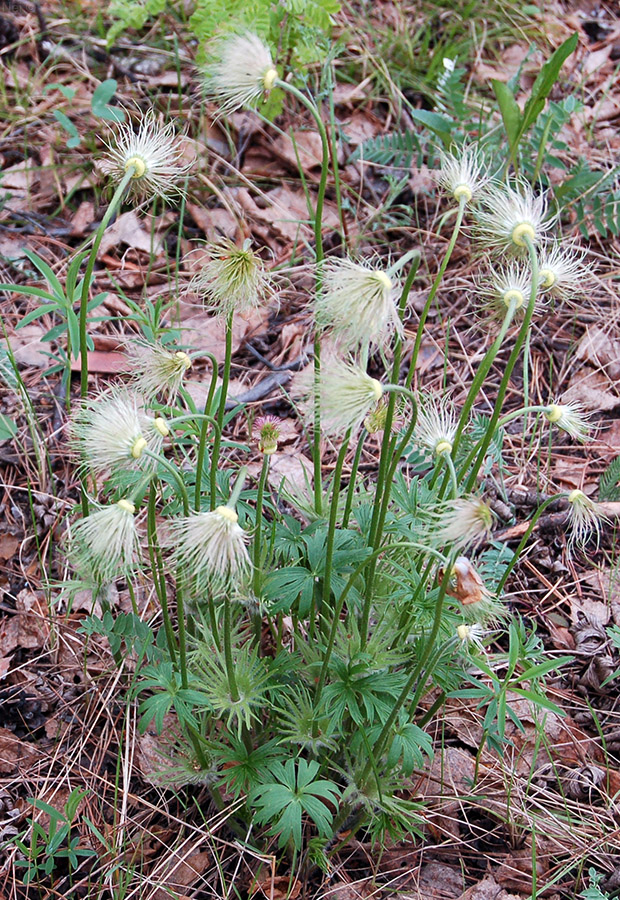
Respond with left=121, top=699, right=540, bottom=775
left=252, top=455, right=270, bottom=645
left=360, top=554, right=457, bottom=783
left=440, top=450, right=459, bottom=500
left=405, top=197, right=466, bottom=390
left=314, top=540, right=447, bottom=710
left=147, top=481, right=177, bottom=666
left=223, top=595, right=239, bottom=702
left=342, top=429, right=366, bottom=529
left=463, top=235, right=539, bottom=494
left=142, top=450, right=189, bottom=516
left=79, top=168, right=134, bottom=399
left=194, top=354, right=220, bottom=510
left=275, top=79, right=330, bottom=515
left=360, top=391, right=418, bottom=645
left=495, top=494, right=562, bottom=596
left=319, top=432, right=351, bottom=629
left=211, top=312, right=234, bottom=509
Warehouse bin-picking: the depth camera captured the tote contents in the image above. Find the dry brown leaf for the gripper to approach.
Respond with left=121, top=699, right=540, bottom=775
left=178, top=302, right=268, bottom=363
left=576, top=326, right=620, bottom=379
left=340, top=110, right=382, bottom=146
left=250, top=874, right=301, bottom=899
left=0, top=656, right=11, bottom=680
left=98, top=210, right=163, bottom=256
left=564, top=369, right=619, bottom=412
left=70, top=350, right=127, bottom=374
left=398, top=862, right=464, bottom=899
left=457, top=875, right=522, bottom=900
left=0, top=533, right=19, bottom=561
left=0, top=589, right=49, bottom=655
left=152, top=850, right=211, bottom=900
left=186, top=204, right=238, bottom=241
left=0, top=727, right=40, bottom=774
left=272, top=130, right=326, bottom=171
left=3, top=323, right=49, bottom=367
left=70, top=200, right=95, bottom=237
left=268, top=451, right=313, bottom=497
left=412, top=746, right=476, bottom=840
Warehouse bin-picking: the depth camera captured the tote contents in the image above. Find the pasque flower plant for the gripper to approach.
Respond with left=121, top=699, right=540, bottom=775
left=51, top=36, right=602, bottom=861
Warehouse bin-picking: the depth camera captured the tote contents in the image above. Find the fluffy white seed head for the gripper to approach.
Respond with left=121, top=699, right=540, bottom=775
left=544, top=401, right=591, bottom=442
left=99, top=110, right=191, bottom=200
left=170, top=506, right=251, bottom=592
left=431, top=497, right=494, bottom=549
left=70, top=388, right=165, bottom=477
left=566, top=489, right=608, bottom=554
left=126, top=340, right=192, bottom=402
left=315, top=258, right=403, bottom=352
left=188, top=238, right=274, bottom=317
left=437, top=145, right=489, bottom=204
left=415, top=394, right=459, bottom=457
left=70, top=500, right=139, bottom=583
left=297, top=358, right=383, bottom=437
left=537, top=242, right=592, bottom=302
left=475, top=182, right=552, bottom=253
left=203, top=33, right=277, bottom=116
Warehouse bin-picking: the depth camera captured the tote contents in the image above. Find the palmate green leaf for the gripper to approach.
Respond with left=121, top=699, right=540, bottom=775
left=264, top=566, right=315, bottom=615
left=249, top=758, right=341, bottom=850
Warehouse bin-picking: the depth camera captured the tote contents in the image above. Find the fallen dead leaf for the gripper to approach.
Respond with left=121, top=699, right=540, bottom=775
left=564, top=368, right=619, bottom=412
left=397, top=861, right=464, bottom=899
left=0, top=656, right=11, bottom=680
left=272, top=129, right=327, bottom=171
left=3, top=323, right=49, bottom=368
left=70, top=200, right=95, bottom=237
left=98, top=210, right=164, bottom=257
left=457, top=875, right=522, bottom=900
left=250, top=874, right=301, bottom=900
left=576, top=326, right=620, bottom=379
left=70, top=350, right=127, bottom=374
left=0, top=727, right=40, bottom=774
left=0, top=589, right=50, bottom=655
left=0, top=533, right=19, bottom=561
left=268, top=451, right=313, bottom=498
left=151, top=849, right=212, bottom=900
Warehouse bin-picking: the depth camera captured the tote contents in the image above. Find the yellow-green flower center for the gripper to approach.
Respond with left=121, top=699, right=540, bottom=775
left=131, top=437, right=147, bottom=459
left=153, top=417, right=169, bottom=437
left=263, top=68, right=278, bottom=91
left=370, top=379, right=383, bottom=402
left=125, top=156, right=147, bottom=179
left=117, top=499, right=136, bottom=514
left=511, top=222, right=536, bottom=247
left=453, top=184, right=472, bottom=203
left=435, top=440, right=453, bottom=456
left=545, top=404, right=562, bottom=423
left=216, top=505, right=238, bottom=523
left=539, top=267, right=556, bottom=288
left=503, top=289, right=525, bottom=309
left=175, top=351, right=192, bottom=369
left=568, top=489, right=585, bottom=504
left=373, top=270, right=393, bottom=291
left=456, top=624, right=470, bottom=641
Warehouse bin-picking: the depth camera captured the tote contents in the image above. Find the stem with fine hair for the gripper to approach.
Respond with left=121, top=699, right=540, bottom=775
left=147, top=480, right=177, bottom=666
left=211, top=311, right=234, bottom=509
left=463, top=235, right=539, bottom=494
left=193, top=353, right=219, bottom=509
left=318, top=431, right=351, bottom=631
left=275, top=78, right=330, bottom=515
left=495, top=494, right=562, bottom=596
left=79, top=168, right=135, bottom=399
left=405, top=197, right=467, bottom=390
left=360, top=554, right=458, bottom=784
left=342, top=429, right=366, bottom=529
left=252, top=454, right=270, bottom=645
left=142, top=450, right=189, bottom=516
